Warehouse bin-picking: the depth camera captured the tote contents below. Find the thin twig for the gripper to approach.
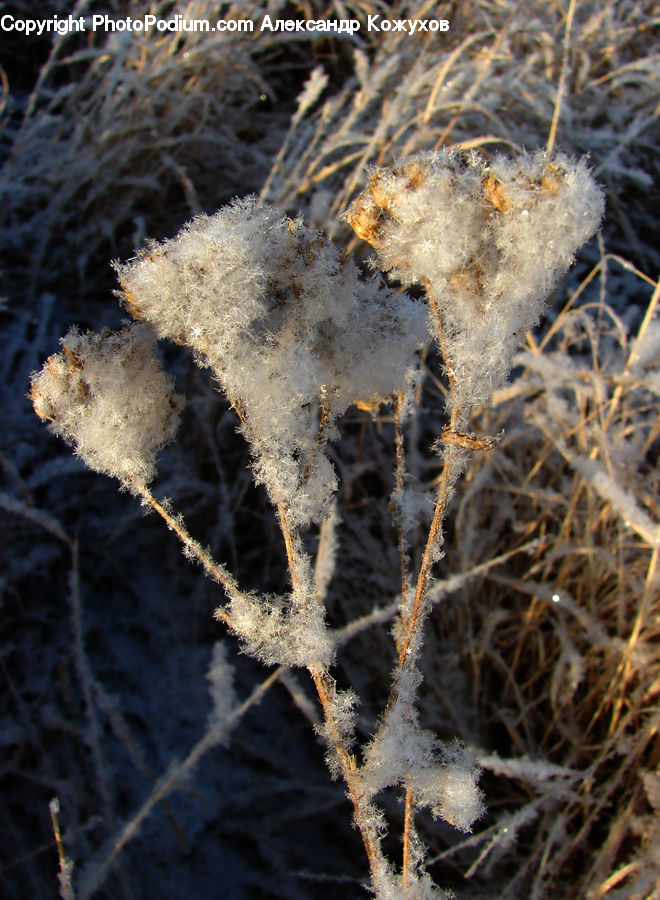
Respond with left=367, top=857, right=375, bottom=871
left=333, top=538, right=542, bottom=647
left=547, top=0, right=578, bottom=155
left=385, top=285, right=463, bottom=714
left=302, top=404, right=330, bottom=482
left=393, top=390, right=411, bottom=647
left=608, top=544, right=659, bottom=734
left=137, top=484, right=246, bottom=624
left=275, top=503, right=386, bottom=883
left=402, top=447, right=457, bottom=668
left=310, top=667, right=384, bottom=880
left=49, top=798, right=75, bottom=900
left=604, top=277, right=660, bottom=430
left=277, top=504, right=303, bottom=595
left=402, top=786, right=415, bottom=888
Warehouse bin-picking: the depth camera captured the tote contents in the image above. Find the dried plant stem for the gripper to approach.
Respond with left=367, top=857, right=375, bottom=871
left=49, top=799, right=66, bottom=871
left=316, top=403, right=330, bottom=443
left=49, top=798, right=75, bottom=900
left=546, top=0, right=577, bottom=156
left=137, top=484, right=244, bottom=625
left=380, top=297, right=464, bottom=726
left=608, top=544, right=659, bottom=734
left=142, top=456, right=386, bottom=881
left=605, top=277, right=660, bottom=431
left=432, top=0, right=523, bottom=150
left=302, top=404, right=330, bottom=482
left=276, top=504, right=386, bottom=882
left=277, top=505, right=304, bottom=595
left=398, top=442, right=459, bottom=671
left=427, top=291, right=457, bottom=395
left=402, top=786, right=415, bottom=887
left=394, top=390, right=411, bottom=645
left=310, top=667, right=384, bottom=878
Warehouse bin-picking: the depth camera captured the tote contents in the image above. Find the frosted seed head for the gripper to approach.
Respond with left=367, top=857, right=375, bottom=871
left=115, top=198, right=426, bottom=524
left=346, top=149, right=604, bottom=413
left=30, top=323, right=182, bottom=490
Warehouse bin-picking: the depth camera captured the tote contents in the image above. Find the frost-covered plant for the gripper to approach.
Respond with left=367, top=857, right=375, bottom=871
left=115, top=198, right=426, bottom=526
left=343, top=159, right=603, bottom=872
left=30, top=154, right=603, bottom=898
left=346, top=150, right=605, bottom=417
left=30, top=323, right=182, bottom=490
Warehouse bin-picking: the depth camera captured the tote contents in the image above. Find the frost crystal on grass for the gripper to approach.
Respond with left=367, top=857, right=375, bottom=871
left=30, top=324, right=181, bottom=489
left=346, top=150, right=604, bottom=416
left=116, top=198, right=427, bottom=525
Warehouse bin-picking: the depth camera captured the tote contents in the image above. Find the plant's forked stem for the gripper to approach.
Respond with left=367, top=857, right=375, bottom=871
left=375, top=290, right=486, bottom=828
left=137, top=482, right=244, bottom=625
left=276, top=499, right=387, bottom=884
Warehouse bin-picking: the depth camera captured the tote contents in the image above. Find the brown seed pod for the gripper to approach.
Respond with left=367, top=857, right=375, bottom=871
left=541, top=162, right=563, bottom=194
left=120, top=288, right=144, bottom=320
left=345, top=194, right=383, bottom=249
left=483, top=173, right=512, bottom=213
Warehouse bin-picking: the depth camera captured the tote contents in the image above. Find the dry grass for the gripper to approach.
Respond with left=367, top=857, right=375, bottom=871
left=411, top=259, right=660, bottom=898
left=262, top=0, right=658, bottom=269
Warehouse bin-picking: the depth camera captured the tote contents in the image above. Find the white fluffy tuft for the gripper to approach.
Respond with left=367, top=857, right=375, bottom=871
left=346, top=150, right=604, bottom=414
left=116, top=198, right=426, bottom=525
left=30, top=323, right=182, bottom=489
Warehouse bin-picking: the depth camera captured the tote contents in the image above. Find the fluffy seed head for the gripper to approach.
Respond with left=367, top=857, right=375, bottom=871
left=30, top=323, right=182, bottom=489
left=346, top=150, right=605, bottom=414
left=115, top=198, right=427, bottom=524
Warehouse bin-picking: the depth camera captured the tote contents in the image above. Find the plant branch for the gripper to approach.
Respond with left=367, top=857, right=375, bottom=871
left=376, top=289, right=464, bottom=730
left=275, top=500, right=386, bottom=883
left=402, top=786, right=415, bottom=887
left=394, top=434, right=462, bottom=674
left=137, top=483, right=247, bottom=625
left=310, top=667, right=385, bottom=879
left=393, top=390, right=411, bottom=649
